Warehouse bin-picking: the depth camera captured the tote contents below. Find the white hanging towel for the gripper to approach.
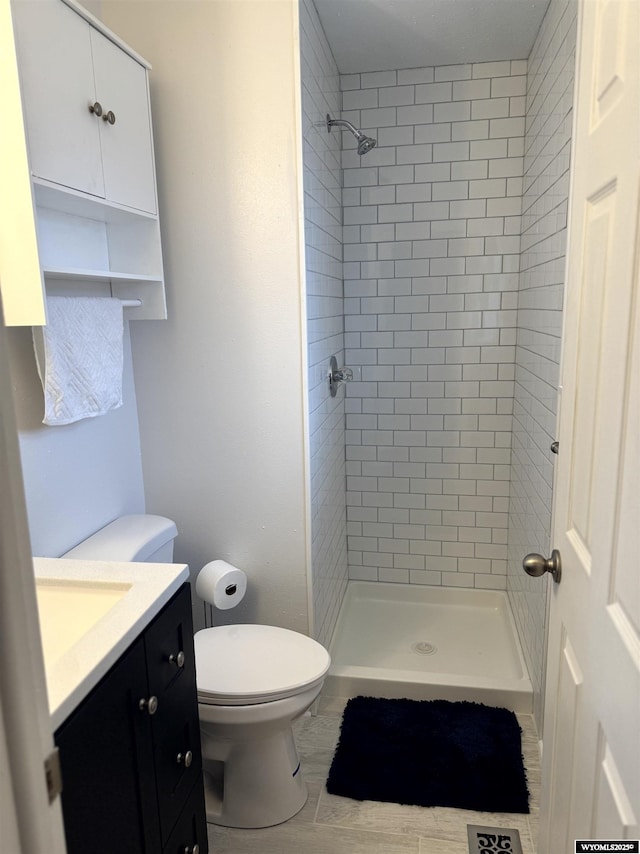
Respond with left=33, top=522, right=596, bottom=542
left=32, top=297, right=124, bottom=426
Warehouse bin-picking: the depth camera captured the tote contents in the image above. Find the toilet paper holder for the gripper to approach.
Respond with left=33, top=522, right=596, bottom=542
left=196, top=560, right=247, bottom=610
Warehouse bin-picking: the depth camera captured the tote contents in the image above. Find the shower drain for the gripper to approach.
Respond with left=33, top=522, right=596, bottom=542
left=411, top=641, right=438, bottom=656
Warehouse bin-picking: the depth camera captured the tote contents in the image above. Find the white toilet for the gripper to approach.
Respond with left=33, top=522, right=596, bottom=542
left=64, top=514, right=331, bottom=829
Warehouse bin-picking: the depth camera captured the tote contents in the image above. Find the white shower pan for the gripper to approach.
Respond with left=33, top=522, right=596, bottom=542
left=324, top=581, right=533, bottom=712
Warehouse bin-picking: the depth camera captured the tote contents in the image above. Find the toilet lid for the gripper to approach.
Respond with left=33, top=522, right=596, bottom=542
left=194, top=625, right=331, bottom=705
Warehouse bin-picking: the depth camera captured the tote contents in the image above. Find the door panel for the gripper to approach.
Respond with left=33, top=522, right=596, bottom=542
left=55, top=638, right=161, bottom=854
left=12, top=0, right=104, bottom=197
left=595, top=739, right=637, bottom=838
left=539, top=0, right=640, bottom=848
left=90, top=27, right=156, bottom=213
left=545, top=630, right=584, bottom=853
left=567, top=192, right=613, bottom=559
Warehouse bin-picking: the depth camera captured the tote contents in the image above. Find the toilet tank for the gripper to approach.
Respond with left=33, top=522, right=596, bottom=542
left=63, top=515, right=178, bottom=563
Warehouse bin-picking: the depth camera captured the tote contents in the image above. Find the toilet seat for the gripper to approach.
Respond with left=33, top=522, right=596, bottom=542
left=194, top=624, right=331, bottom=706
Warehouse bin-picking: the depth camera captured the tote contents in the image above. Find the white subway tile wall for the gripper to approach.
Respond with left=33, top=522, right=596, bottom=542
left=507, top=0, right=577, bottom=728
left=341, top=60, right=527, bottom=589
left=300, top=0, right=348, bottom=648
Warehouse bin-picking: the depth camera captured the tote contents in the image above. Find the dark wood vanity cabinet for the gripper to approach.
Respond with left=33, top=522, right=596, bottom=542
left=55, top=583, right=208, bottom=854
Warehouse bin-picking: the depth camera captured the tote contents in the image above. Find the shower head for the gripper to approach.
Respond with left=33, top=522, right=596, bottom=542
left=357, top=135, right=377, bottom=156
left=326, top=114, right=377, bottom=156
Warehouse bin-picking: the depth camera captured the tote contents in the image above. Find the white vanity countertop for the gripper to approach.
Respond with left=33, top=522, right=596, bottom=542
left=33, top=557, right=189, bottom=730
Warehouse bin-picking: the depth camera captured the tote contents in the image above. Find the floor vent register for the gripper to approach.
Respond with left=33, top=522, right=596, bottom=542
left=467, top=824, right=524, bottom=854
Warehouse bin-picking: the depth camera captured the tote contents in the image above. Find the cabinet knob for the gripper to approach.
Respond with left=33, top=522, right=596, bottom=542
left=169, top=650, right=185, bottom=668
left=102, top=110, right=116, bottom=125
left=183, top=845, right=199, bottom=854
left=138, top=695, right=158, bottom=715
left=176, top=750, right=193, bottom=768
left=88, top=101, right=103, bottom=117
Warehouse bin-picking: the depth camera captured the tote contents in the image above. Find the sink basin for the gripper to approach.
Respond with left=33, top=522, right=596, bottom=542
left=35, top=578, right=132, bottom=672
left=33, top=557, right=189, bottom=729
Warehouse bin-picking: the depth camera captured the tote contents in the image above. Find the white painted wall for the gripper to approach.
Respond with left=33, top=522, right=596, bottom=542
left=100, top=0, right=311, bottom=634
left=7, top=324, right=146, bottom=557
left=77, top=0, right=101, bottom=17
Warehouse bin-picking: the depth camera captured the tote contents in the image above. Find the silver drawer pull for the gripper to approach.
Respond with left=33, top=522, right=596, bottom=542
left=88, top=101, right=103, bottom=117
left=138, top=695, right=158, bottom=715
left=169, top=650, right=185, bottom=668
left=176, top=750, right=193, bottom=768
left=102, top=109, right=116, bottom=125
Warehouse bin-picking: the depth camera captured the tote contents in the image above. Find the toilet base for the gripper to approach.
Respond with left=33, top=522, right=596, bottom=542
left=202, top=725, right=308, bottom=827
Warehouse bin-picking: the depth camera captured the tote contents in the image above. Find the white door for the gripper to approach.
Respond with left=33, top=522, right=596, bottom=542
left=91, top=27, right=157, bottom=214
left=0, top=6, right=68, bottom=844
left=0, top=0, right=45, bottom=326
left=539, top=0, right=640, bottom=850
left=0, top=318, right=68, bottom=854
left=12, top=0, right=105, bottom=198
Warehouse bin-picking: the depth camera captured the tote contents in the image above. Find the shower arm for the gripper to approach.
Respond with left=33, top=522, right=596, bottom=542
left=326, top=115, right=363, bottom=139
left=326, top=113, right=377, bottom=156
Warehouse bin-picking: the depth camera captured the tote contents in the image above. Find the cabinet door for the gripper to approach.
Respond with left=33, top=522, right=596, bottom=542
left=145, top=585, right=204, bottom=843
left=162, top=781, right=208, bottom=854
left=90, top=27, right=156, bottom=214
left=55, top=638, right=161, bottom=854
left=12, top=0, right=104, bottom=197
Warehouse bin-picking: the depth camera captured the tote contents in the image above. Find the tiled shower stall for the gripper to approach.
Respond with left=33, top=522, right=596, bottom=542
left=341, top=60, right=526, bottom=589
left=300, top=0, right=577, bottom=726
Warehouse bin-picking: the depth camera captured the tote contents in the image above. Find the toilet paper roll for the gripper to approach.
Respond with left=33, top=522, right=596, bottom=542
left=196, top=560, right=247, bottom=610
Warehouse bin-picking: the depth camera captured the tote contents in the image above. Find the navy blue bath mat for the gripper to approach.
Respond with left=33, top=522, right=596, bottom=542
left=326, top=696, right=529, bottom=814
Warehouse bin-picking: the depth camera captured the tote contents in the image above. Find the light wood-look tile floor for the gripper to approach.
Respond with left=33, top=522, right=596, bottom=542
left=207, top=695, right=541, bottom=854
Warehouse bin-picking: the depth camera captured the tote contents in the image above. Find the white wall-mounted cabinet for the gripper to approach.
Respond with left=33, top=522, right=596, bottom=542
left=7, top=0, right=166, bottom=324
left=13, top=0, right=156, bottom=214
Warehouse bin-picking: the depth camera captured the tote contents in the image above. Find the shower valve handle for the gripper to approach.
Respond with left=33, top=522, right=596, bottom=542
left=332, top=367, right=353, bottom=383
left=328, top=355, right=353, bottom=397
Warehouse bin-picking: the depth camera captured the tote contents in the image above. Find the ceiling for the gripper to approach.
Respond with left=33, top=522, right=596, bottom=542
left=313, top=0, right=551, bottom=74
